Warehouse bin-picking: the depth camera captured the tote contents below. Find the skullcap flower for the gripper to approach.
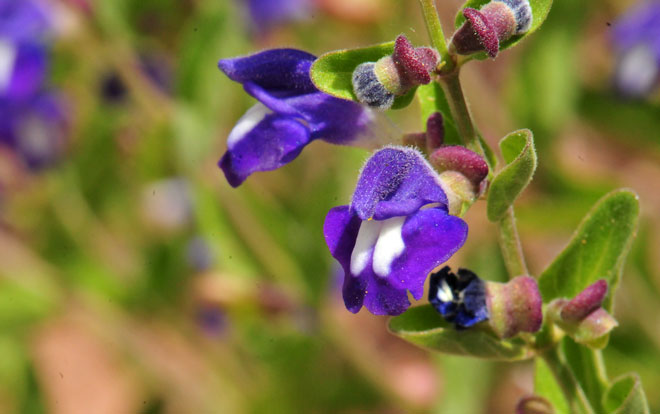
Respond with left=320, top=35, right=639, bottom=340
left=218, top=48, right=375, bottom=187
left=324, top=146, right=468, bottom=315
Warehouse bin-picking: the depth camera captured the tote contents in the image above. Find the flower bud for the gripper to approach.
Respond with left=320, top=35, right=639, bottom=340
left=450, top=0, right=532, bottom=58
left=548, top=280, right=618, bottom=349
left=430, top=145, right=489, bottom=214
left=428, top=267, right=542, bottom=338
left=560, top=279, right=608, bottom=322
left=485, top=276, right=543, bottom=338
left=516, top=396, right=555, bottom=414
left=352, top=35, right=439, bottom=109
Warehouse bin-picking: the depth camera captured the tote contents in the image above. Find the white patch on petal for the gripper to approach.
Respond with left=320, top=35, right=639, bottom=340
left=226, top=103, right=271, bottom=149
left=350, top=219, right=382, bottom=276
left=372, top=216, right=406, bottom=277
left=617, top=45, right=659, bottom=97
left=436, top=279, right=454, bottom=302
left=0, top=39, right=17, bottom=93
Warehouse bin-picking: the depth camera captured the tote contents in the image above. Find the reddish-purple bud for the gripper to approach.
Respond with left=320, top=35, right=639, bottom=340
left=450, top=0, right=532, bottom=59
left=560, top=279, right=608, bottom=322
left=425, top=112, right=445, bottom=152
left=393, top=35, right=432, bottom=84
left=459, top=8, right=500, bottom=58
left=485, top=276, right=543, bottom=338
left=429, top=145, right=489, bottom=189
left=549, top=280, right=618, bottom=349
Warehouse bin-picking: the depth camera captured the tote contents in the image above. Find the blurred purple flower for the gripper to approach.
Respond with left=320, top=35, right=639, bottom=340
left=218, top=49, right=374, bottom=187
left=323, top=147, right=468, bottom=315
left=0, top=0, right=67, bottom=170
left=0, top=93, right=67, bottom=169
left=612, top=1, right=660, bottom=97
left=243, top=0, right=312, bottom=34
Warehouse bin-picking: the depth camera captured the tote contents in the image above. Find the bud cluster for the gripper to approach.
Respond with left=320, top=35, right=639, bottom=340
left=352, top=35, right=439, bottom=109
left=450, top=0, right=532, bottom=58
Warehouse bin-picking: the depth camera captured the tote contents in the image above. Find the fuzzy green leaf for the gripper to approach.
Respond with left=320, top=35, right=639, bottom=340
left=487, top=129, right=537, bottom=222
left=603, top=374, right=650, bottom=414
left=538, top=189, right=639, bottom=310
left=310, top=41, right=415, bottom=110
left=454, top=0, right=553, bottom=57
left=388, top=305, right=534, bottom=360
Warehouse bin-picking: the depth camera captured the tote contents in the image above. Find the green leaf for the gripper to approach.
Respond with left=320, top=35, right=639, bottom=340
left=310, top=42, right=417, bottom=110
left=416, top=83, right=461, bottom=146
left=454, top=0, right=553, bottom=56
left=561, top=338, right=609, bottom=413
left=535, top=357, right=569, bottom=414
left=487, top=129, right=537, bottom=222
left=603, top=374, right=650, bottom=414
left=388, top=305, right=534, bottom=360
left=538, top=189, right=640, bottom=310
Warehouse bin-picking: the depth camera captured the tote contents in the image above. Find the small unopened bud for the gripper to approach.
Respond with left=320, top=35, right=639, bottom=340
left=431, top=145, right=489, bottom=214
left=485, top=276, right=543, bottom=338
left=548, top=280, right=618, bottom=349
left=560, top=279, right=608, bottom=322
left=352, top=35, right=439, bottom=109
left=516, top=396, right=555, bottom=414
left=450, top=0, right=532, bottom=58
left=425, top=112, right=444, bottom=152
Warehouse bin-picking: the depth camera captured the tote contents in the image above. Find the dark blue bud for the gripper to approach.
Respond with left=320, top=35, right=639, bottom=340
left=351, top=62, right=395, bottom=110
left=428, top=266, right=489, bottom=329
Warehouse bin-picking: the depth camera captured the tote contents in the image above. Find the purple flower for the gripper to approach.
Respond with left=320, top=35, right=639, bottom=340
left=0, top=92, right=68, bottom=170
left=612, top=1, right=660, bottom=97
left=243, top=0, right=312, bottom=35
left=0, top=0, right=51, bottom=102
left=323, top=147, right=468, bottom=315
left=0, top=0, right=66, bottom=170
left=218, top=49, right=374, bottom=187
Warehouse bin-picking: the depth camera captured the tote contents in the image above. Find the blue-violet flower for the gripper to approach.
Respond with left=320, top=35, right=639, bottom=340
left=242, top=0, right=312, bottom=35
left=0, top=0, right=67, bottom=170
left=324, top=146, right=468, bottom=315
left=218, top=48, right=375, bottom=187
left=612, top=1, right=660, bottom=97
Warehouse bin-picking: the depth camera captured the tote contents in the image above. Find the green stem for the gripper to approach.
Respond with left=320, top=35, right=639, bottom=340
left=498, top=207, right=529, bottom=277
left=541, top=347, right=596, bottom=414
left=438, top=72, right=483, bottom=154
left=417, top=0, right=453, bottom=71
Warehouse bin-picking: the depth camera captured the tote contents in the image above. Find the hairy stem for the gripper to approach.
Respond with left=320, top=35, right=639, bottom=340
left=542, top=347, right=596, bottom=414
left=418, top=0, right=453, bottom=71
left=438, top=72, right=483, bottom=154
left=498, top=206, right=529, bottom=277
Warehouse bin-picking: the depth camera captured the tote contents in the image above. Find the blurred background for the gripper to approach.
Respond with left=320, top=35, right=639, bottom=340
left=0, top=0, right=659, bottom=413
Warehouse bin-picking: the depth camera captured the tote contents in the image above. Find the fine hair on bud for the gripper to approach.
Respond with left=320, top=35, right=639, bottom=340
left=352, top=62, right=395, bottom=110
left=352, top=35, right=438, bottom=110
left=450, top=0, right=532, bottom=58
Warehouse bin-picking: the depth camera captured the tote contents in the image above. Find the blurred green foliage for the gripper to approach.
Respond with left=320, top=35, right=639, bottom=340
left=0, top=0, right=659, bottom=412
